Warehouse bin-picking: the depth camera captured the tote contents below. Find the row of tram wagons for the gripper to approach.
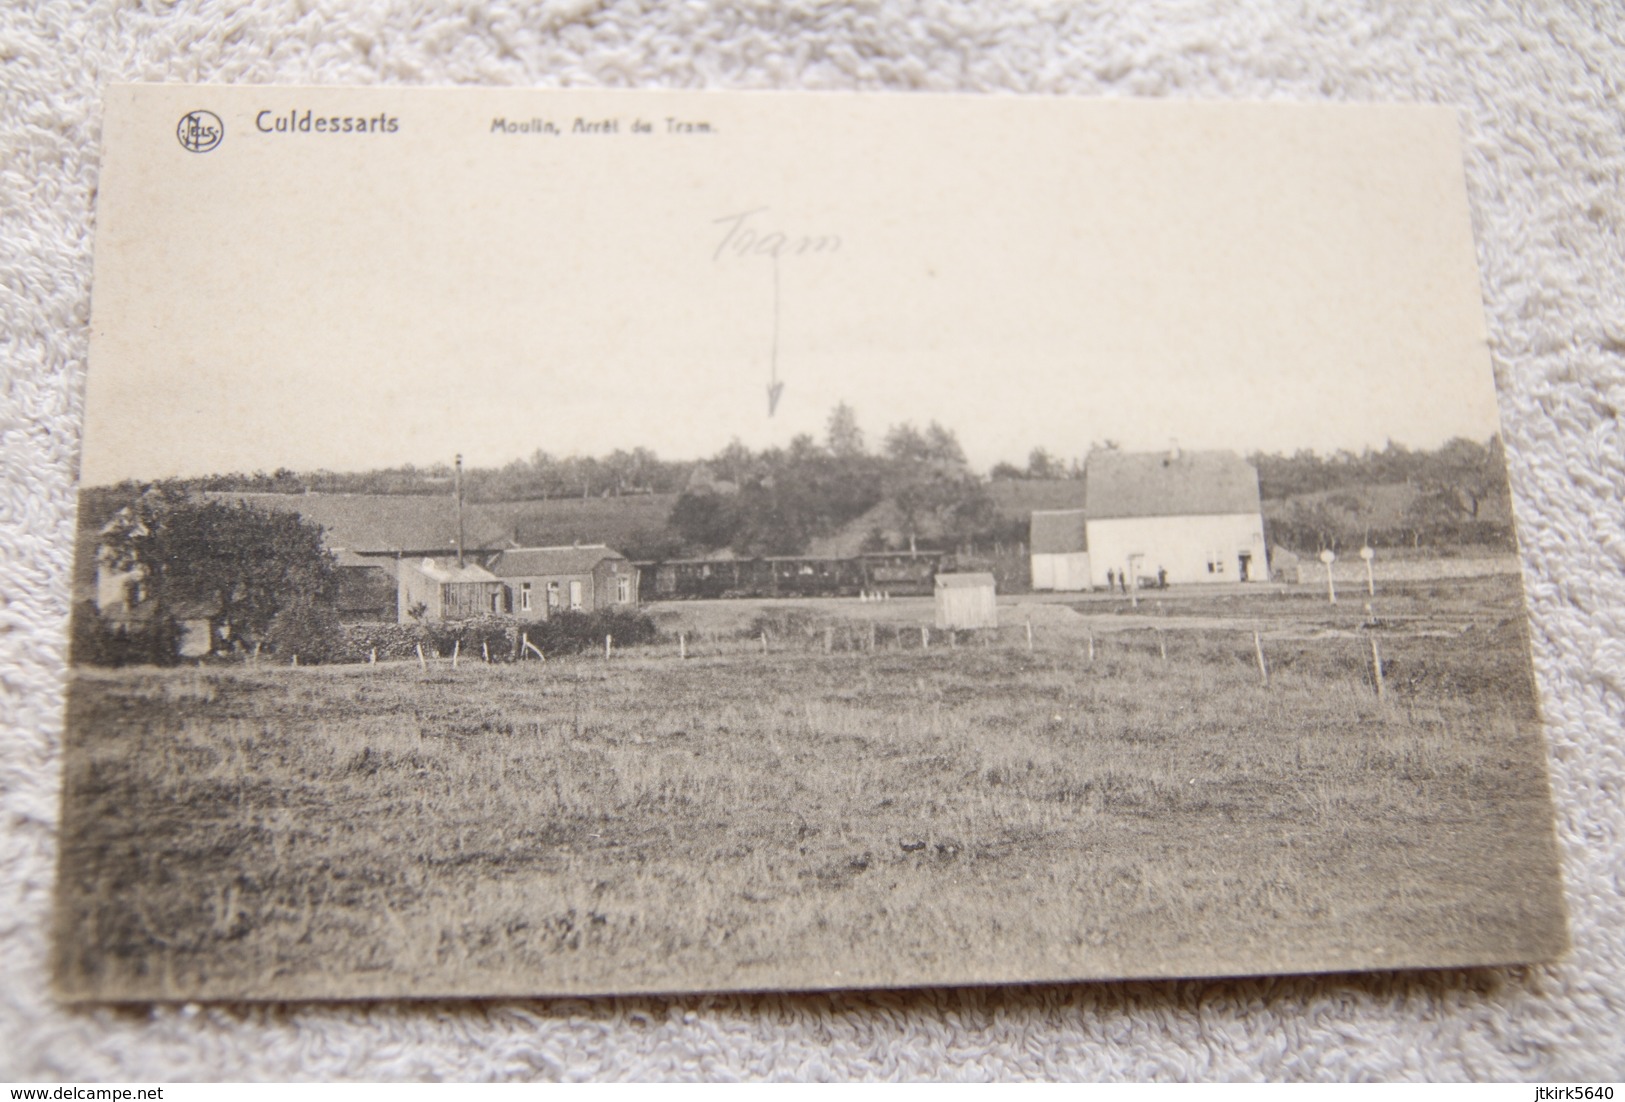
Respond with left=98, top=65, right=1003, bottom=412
left=634, top=550, right=949, bottom=601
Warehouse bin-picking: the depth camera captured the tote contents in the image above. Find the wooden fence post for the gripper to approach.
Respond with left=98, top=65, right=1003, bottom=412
left=482, top=641, right=490, bottom=663
left=1025, top=619, right=1033, bottom=651
left=416, top=643, right=427, bottom=672
left=679, top=632, right=686, bottom=660
left=1158, top=631, right=1167, bottom=661
left=921, top=626, right=929, bottom=650
left=1254, top=630, right=1269, bottom=687
left=369, top=647, right=377, bottom=666
left=452, top=640, right=459, bottom=668
left=761, top=631, right=768, bottom=655
left=1087, top=629, right=1095, bottom=663
left=1371, top=635, right=1386, bottom=701
left=605, top=635, right=613, bottom=659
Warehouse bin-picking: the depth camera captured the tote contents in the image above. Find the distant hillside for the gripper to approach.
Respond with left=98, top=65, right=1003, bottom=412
left=1274, top=482, right=1514, bottom=530
left=1264, top=481, right=1515, bottom=553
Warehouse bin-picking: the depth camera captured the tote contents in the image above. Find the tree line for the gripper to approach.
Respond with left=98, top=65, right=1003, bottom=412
left=88, top=413, right=1516, bottom=606
left=1251, top=436, right=1514, bottom=551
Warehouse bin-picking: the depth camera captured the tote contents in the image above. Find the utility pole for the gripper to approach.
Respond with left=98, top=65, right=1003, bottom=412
left=455, top=453, right=465, bottom=569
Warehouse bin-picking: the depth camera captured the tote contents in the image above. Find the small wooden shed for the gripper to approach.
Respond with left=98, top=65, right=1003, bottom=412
left=934, top=572, right=997, bottom=630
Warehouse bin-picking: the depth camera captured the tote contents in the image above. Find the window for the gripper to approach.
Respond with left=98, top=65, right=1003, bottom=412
left=1207, top=552, right=1224, bottom=574
left=617, top=575, right=631, bottom=603
left=521, top=582, right=532, bottom=611
left=546, top=581, right=560, bottom=608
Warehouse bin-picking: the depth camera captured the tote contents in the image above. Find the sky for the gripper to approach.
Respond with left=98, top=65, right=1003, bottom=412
left=80, top=88, right=1502, bottom=484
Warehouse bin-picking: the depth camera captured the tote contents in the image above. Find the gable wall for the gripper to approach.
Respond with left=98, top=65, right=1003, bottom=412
left=1086, top=514, right=1269, bottom=586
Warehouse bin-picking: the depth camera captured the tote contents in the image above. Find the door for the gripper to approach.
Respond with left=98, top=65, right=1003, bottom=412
left=569, top=580, right=583, bottom=610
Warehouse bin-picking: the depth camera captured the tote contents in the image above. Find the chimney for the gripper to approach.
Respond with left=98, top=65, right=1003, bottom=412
left=454, top=454, right=465, bottom=569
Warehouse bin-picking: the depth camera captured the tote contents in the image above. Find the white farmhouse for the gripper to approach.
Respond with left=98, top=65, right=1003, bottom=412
left=1082, top=447, right=1269, bottom=587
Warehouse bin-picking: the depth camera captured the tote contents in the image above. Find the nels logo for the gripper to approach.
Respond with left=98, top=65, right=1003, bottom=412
left=176, top=110, right=223, bottom=153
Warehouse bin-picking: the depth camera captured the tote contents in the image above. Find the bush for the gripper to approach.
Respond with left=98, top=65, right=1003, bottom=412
left=527, top=607, right=660, bottom=655
left=264, top=599, right=347, bottom=664
left=341, top=620, right=435, bottom=661
left=747, top=608, right=821, bottom=640
left=425, top=616, right=517, bottom=661
left=338, top=608, right=660, bottom=663
left=69, top=601, right=182, bottom=667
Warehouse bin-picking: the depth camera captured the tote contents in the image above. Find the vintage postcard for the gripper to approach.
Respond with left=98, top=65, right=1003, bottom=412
left=56, top=86, right=1567, bottom=1000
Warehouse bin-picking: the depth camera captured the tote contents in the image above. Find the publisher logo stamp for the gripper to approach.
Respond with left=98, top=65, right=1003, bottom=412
left=177, top=110, right=223, bottom=153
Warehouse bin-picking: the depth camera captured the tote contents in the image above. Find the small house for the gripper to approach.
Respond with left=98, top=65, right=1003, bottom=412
left=1029, top=509, right=1090, bottom=591
left=397, top=557, right=506, bottom=622
left=934, top=572, right=997, bottom=630
left=486, top=545, right=636, bottom=619
left=93, top=538, right=214, bottom=656
left=1083, top=447, right=1269, bottom=587
left=93, top=568, right=215, bottom=657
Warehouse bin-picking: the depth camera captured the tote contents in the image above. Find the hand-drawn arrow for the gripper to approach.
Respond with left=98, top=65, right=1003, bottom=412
left=766, top=254, right=784, bottom=416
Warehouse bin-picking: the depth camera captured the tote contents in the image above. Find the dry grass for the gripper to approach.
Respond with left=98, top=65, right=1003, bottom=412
left=53, top=577, right=1566, bottom=1000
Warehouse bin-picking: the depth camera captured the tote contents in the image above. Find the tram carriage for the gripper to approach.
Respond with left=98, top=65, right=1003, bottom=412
left=634, top=549, right=946, bottom=601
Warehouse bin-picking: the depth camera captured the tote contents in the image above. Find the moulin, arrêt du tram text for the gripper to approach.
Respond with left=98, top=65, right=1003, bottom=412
left=489, top=117, right=713, bottom=135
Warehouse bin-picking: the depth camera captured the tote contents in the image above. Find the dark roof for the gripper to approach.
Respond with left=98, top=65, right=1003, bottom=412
left=401, top=557, right=502, bottom=584
left=205, top=492, right=513, bottom=555
left=935, top=572, right=996, bottom=589
left=988, top=479, right=1088, bottom=517
left=1084, top=449, right=1261, bottom=520
left=201, top=492, right=675, bottom=557
left=1030, top=509, right=1088, bottom=553
left=487, top=545, right=626, bottom=577
left=333, top=548, right=387, bottom=569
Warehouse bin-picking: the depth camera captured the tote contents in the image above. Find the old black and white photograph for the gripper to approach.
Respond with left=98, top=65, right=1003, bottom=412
left=54, top=86, right=1568, bottom=1001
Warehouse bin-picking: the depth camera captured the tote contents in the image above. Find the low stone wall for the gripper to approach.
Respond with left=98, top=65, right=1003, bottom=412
left=1284, top=555, right=1520, bottom=585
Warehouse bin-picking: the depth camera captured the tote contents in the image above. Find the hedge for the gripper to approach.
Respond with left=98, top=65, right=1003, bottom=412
left=339, top=608, right=659, bottom=664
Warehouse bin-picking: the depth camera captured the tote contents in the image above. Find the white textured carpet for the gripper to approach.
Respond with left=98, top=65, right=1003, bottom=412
left=2, top=0, right=1622, bottom=1082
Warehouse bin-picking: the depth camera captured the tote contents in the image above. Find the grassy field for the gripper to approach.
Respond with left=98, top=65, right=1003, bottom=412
left=53, top=576, right=1567, bottom=1000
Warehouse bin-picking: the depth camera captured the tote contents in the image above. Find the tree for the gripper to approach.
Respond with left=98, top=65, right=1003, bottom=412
left=101, top=487, right=338, bottom=656
left=264, top=597, right=346, bottom=664
left=880, top=421, right=981, bottom=547
left=825, top=402, right=865, bottom=457
left=884, top=420, right=967, bottom=468
left=715, top=437, right=755, bottom=487
left=1432, top=435, right=1506, bottom=520
left=1026, top=448, right=1062, bottom=479
left=669, top=491, right=742, bottom=551
left=883, top=422, right=931, bottom=464
left=924, top=422, right=967, bottom=467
